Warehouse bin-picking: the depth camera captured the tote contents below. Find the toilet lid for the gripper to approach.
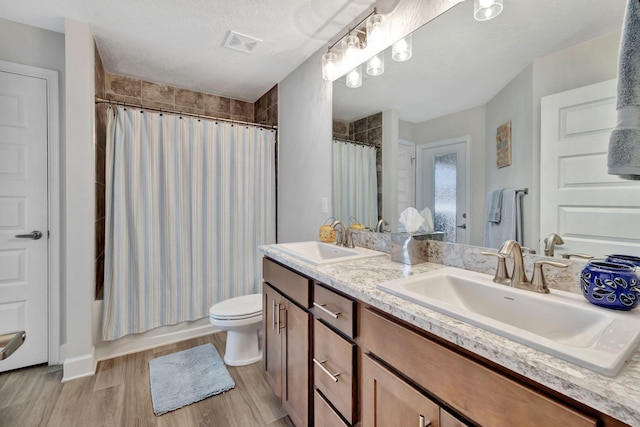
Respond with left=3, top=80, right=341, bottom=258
left=210, top=293, right=262, bottom=320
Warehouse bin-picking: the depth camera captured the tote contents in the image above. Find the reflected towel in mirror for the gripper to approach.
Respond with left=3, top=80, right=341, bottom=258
left=483, top=189, right=523, bottom=249
left=608, top=0, right=640, bottom=180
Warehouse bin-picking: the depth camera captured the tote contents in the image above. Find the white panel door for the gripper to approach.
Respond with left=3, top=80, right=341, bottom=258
left=0, top=70, right=49, bottom=371
left=540, top=79, right=640, bottom=258
left=397, top=139, right=415, bottom=224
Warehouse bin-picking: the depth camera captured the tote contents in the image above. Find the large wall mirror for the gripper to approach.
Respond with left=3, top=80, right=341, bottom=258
left=332, top=0, right=640, bottom=258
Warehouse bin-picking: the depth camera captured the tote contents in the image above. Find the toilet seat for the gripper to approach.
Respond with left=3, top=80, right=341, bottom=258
left=210, top=293, right=262, bottom=321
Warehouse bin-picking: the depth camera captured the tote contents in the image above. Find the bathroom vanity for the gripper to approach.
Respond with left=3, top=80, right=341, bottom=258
left=261, top=246, right=638, bottom=426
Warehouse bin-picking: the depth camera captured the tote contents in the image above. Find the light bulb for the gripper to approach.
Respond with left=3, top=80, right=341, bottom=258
left=366, top=13, right=384, bottom=45
left=474, top=0, right=503, bottom=21
left=367, top=52, right=384, bottom=76
left=346, top=65, right=362, bottom=88
left=343, top=34, right=360, bottom=58
left=322, top=52, right=338, bottom=81
left=392, top=34, right=412, bottom=62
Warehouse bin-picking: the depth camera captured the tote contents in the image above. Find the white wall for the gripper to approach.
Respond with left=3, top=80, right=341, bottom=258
left=0, top=18, right=67, bottom=346
left=277, top=50, right=334, bottom=242
left=382, top=109, right=399, bottom=227
left=412, top=106, right=487, bottom=246
left=485, top=65, right=534, bottom=247
left=63, top=18, right=96, bottom=380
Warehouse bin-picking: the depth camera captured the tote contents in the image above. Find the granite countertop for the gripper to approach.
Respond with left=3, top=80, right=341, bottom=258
left=260, top=244, right=640, bottom=426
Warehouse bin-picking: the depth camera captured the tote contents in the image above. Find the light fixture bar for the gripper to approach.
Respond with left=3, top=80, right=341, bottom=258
left=327, top=8, right=379, bottom=51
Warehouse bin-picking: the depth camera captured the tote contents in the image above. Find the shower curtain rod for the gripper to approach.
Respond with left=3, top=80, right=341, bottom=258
left=95, top=97, right=277, bottom=130
left=333, top=137, right=379, bottom=149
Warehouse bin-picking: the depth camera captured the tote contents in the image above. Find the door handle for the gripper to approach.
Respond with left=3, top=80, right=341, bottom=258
left=456, top=224, right=466, bottom=229
left=14, top=230, right=43, bottom=240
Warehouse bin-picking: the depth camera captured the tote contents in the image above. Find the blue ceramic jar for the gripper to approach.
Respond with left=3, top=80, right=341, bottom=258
left=580, top=261, right=640, bottom=310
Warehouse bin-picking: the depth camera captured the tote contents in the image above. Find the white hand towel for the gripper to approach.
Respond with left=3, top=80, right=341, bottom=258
left=608, top=0, right=640, bottom=180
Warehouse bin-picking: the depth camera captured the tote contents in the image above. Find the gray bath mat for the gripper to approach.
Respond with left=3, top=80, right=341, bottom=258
left=149, top=343, right=235, bottom=415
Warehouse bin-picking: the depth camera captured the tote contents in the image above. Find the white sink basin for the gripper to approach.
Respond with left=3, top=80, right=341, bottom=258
left=275, top=241, right=385, bottom=265
left=378, top=267, right=640, bottom=377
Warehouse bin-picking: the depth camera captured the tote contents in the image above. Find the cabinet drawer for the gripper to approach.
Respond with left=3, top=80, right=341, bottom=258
left=314, top=390, right=349, bottom=427
left=312, top=283, right=356, bottom=338
left=360, top=307, right=598, bottom=427
left=362, top=354, right=440, bottom=427
left=313, top=318, right=356, bottom=424
left=263, top=257, right=311, bottom=308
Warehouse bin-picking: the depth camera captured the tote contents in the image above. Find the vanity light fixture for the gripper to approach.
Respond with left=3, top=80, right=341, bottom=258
left=321, top=8, right=384, bottom=81
left=367, top=51, right=384, bottom=76
left=474, top=0, right=503, bottom=21
left=392, top=34, right=412, bottom=62
left=346, top=65, right=363, bottom=88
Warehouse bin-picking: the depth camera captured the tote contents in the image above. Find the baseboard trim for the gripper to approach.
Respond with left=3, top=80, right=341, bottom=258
left=62, top=351, right=96, bottom=382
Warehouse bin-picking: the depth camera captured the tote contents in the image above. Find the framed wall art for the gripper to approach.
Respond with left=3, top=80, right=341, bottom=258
left=496, top=120, right=512, bottom=168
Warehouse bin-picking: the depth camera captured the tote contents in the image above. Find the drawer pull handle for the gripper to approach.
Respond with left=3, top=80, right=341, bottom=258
left=313, top=358, right=340, bottom=382
left=313, top=302, right=340, bottom=319
left=272, top=299, right=277, bottom=330
left=275, top=303, right=284, bottom=334
left=419, top=415, right=431, bottom=427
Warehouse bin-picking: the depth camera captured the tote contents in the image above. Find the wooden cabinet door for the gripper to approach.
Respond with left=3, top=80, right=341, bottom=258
left=282, top=300, right=310, bottom=427
left=314, top=390, right=349, bottom=427
left=264, top=284, right=283, bottom=399
left=362, top=354, right=440, bottom=427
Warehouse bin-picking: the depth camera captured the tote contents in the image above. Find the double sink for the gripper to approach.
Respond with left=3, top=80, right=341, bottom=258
left=273, top=241, right=640, bottom=377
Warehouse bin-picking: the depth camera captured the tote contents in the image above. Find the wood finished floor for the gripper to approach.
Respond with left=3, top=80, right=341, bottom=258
left=0, top=333, right=293, bottom=427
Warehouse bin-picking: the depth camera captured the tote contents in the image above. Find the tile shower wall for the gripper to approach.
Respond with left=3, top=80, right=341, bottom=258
left=103, top=74, right=256, bottom=122
left=332, top=112, right=383, bottom=220
left=94, top=42, right=278, bottom=299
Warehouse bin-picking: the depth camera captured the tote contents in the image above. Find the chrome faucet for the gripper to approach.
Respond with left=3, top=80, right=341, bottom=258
left=375, top=218, right=389, bottom=232
left=331, top=220, right=354, bottom=248
left=543, top=233, right=564, bottom=257
left=498, top=240, right=529, bottom=288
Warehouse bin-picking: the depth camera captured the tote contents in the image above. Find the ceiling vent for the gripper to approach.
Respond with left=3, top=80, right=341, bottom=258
left=223, top=31, right=262, bottom=54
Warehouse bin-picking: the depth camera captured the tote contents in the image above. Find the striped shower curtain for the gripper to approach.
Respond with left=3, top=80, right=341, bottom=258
left=102, top=106, right=276, bottom=341
left=332, top=140, right=378, bottom=229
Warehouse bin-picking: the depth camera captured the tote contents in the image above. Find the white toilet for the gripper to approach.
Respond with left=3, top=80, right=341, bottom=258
left=209, top=293, right=263, bottom=366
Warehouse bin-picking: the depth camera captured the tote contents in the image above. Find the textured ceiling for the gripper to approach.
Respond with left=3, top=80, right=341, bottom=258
left=333, top=0, right=627, bottom=123
left=0, top=0, right=377, bottom=102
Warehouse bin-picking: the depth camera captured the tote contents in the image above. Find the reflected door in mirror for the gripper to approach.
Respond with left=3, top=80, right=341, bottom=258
left=541, top=79, right=640, bottom=258
left=416, top=139, right=468, bottom=244
left=397, top=140, right=416, bottom=224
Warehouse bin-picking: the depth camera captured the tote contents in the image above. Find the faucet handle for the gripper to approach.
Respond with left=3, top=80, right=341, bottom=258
left=561, top=253, right=594, bottom=260
left=481, top=252, right=510, bottom=285
left=530, top=260, right=568, bottom=293
left=520, top=246, right=536, bottom=255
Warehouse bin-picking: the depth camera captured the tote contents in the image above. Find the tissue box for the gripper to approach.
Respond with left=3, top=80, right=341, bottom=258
left=391, top=232, right=430, bottom=265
